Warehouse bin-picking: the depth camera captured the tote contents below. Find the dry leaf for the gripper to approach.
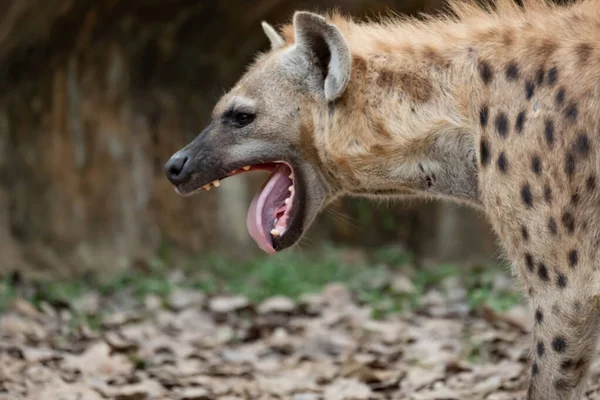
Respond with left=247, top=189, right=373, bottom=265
left=258, top=296, right=296, bottom=314
left=209, top=295, right=250, bottom=314
left=62, top=342, right=133, bottom=378
left=324, top=378, right=372, bottom=400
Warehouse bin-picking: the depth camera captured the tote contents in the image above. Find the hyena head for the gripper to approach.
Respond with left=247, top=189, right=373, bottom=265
left=165, top=11, right=477, bottom=253
left=165, top=12, right=355, bottom=254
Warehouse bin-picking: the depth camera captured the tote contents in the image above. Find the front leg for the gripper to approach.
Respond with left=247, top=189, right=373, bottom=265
left=520, top=256, right=600, bottom=400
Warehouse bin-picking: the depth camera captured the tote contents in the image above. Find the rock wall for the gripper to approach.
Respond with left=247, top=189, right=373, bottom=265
left=0, top=0, right=498, bottom=277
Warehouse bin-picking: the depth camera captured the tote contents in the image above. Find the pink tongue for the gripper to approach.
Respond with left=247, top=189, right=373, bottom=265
left=247, top=164, right=292, bottom=254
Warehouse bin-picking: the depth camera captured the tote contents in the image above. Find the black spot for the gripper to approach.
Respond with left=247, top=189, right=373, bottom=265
left=495, top=113, right=509, bottom=138
left=506, top=63, right=520, bottom=80
left=537, top=341, right=545, bottom=357
left=538, top=263, right=549, bottom=281
left=554, top=378, right=571, bottom=391
left=497, top=152, right=508, bottom=173
left=568, top=249, right=578, bottom=268
left=479, top=61, right=493, bottom=85
left=565, top=152, right=575, bottom=178
left=570, top=193, right=580, bottom=205
left=480, top=106, right=489, bottom=127
left=557, top=273, right=567, bottom=288
left=544, top=185, right=553, bottom=204
left=532, top=362, right=539, bottom=376
left=561, top=359, right=573, bottom=370
left=575, top=133, right=590, bottom=157
left=531, top=155, right=541, bottom=175
left=565, top=102, right=578, bottom=121
left=548, top=217, right=558, bottom=235
left=515, top=111, right=526, bottom=133
left=587, top=175, right=596, bottom=192
left=547, top=66, right=558, bottom=85
left=525, top=80, right=535, bottom=100
left=556, top=87, right=566, bottom=106
left=536, top=68, right=545, bottom=85
left=480, top=138, right=490, bottom=166
left=521, top=225, right=529, bottom=241
left=545, top=119, right=555, bottom=147
left=525, top=253, right=534, bottom=271
left=575, top=358, right=586, bottom=369
left=535, top=308, right=543, bottom=324
left=521, top=184, right=533, bottom=207
left=552, top=336, right=567, bottom=353
left=562, top=212, right=575, bottom=234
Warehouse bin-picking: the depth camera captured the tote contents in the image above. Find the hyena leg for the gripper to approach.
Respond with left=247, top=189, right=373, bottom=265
left=525, top=289, right=600, bottom=400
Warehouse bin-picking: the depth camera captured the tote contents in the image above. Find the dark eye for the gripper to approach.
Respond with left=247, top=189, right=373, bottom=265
left=231, top=111, right=255, bottom=128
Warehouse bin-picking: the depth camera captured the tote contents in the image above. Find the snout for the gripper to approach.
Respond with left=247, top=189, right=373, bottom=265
left=164, top=151, right=191, bottom=185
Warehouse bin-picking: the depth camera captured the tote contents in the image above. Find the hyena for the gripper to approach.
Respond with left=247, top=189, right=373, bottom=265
left=165, top=0, right=600, bottom=397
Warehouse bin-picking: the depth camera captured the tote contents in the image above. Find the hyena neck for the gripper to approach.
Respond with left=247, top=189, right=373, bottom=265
left=318, top=35, right=483, bottom=206
left=316, top=5, right=575, bottom=206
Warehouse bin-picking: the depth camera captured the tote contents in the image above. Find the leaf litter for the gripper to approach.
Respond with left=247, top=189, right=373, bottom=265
left=5, top=266, right=600, bottom=400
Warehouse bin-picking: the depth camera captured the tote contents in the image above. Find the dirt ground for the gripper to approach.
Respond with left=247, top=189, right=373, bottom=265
left=4, top=272, right=600, bottom=400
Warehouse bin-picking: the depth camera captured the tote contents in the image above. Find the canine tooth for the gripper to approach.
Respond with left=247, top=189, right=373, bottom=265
left=212, top=180, right=221, bottom=187
left=231, top=169, right=237, bottom=173
left=284, top=198, right=290, bottom=205
left=288, top=186, right=293, bottom=192
left=270, top=229, right=281, bottom=237
left=203, top=184, right=211, bottom=191
left=243, top=166, right=251, bottom=171
left=289, top=173, right=294, bottom=179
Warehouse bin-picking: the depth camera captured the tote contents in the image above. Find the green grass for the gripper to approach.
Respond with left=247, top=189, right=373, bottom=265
left=187, top=245, right=380, bottom=301
left=0, top=244, right=522, bottom=321
left=0, top=278, right=16, bottom=313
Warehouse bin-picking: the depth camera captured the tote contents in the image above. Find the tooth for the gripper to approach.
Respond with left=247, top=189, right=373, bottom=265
left=213, top=180, right=220, bottom=187
left=284, top=198, right=290, bottom=205
left=289, top=173, right=294, bottom=179
left=270, top=229, right=280, bottom=237
left=243, top=166, right=251, bottom=171
left=231, top=169, right=237, bottom=173
left=203, top=184, right=211, bottom=191
left=288, top=186, right=293, bottom=192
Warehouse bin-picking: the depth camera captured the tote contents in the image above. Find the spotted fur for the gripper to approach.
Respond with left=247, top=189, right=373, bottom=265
left=169, top=1, right=600, bottom=398
left=283, top=2, right=600, bottom=398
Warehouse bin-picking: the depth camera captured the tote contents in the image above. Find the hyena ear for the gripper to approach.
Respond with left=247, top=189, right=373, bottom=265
left=292, top=11, right=351, bottom=101
left=261, top=21, right=285, bottom=50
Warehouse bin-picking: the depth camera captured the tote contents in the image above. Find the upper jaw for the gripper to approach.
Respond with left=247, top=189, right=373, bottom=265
left=174, top=157, right=285, bottom=196
left=175, top=162, right=266, bottom=196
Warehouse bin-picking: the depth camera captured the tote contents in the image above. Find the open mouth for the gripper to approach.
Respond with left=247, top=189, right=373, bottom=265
left=176, top=162, right=298, bottom=254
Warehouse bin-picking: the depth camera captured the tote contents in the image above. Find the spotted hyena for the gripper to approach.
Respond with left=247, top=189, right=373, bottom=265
left=164, top=0, right=600, bottom=397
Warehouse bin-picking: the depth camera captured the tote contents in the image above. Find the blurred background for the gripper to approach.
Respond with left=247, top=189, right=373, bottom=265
left=0, top=0, right=499, bottom=280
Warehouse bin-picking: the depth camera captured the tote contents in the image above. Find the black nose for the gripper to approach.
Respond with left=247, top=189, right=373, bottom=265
left=165, top=152, right=190, bottom=185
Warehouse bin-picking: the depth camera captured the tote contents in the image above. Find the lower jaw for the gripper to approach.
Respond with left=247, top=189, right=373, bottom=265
left=246, top=163, right=297, bottom=254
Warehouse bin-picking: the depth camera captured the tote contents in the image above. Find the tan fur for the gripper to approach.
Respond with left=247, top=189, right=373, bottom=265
left=169, top=1, right=600, bottom=397
left=276, top=1, right=600, bottom=398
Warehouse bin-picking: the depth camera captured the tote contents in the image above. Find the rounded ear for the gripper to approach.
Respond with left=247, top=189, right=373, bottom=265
left=292, top=11, right=352, bottom=101
left=261, top=21, right=285, bottom=50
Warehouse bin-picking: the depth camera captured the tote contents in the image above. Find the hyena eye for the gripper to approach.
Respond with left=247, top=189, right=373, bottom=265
left=231, top=111, right=255, bottom=128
